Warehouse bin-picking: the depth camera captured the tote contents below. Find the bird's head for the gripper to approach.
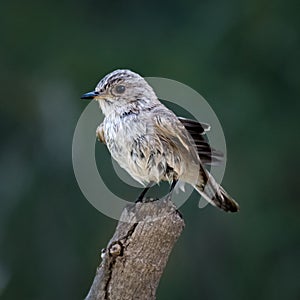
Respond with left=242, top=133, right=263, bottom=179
left=81, top=69, right=158, bottom=116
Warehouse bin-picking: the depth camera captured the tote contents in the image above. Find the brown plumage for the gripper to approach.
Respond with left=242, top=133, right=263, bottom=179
left=81, top=69, right=239, bottom=212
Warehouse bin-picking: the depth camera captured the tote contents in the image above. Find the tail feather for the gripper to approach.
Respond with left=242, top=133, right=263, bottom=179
left=195, top=170, right=239, bottom=212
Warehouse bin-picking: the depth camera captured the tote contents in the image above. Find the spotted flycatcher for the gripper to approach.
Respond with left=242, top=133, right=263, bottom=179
left=81, top=69, right=239, bottom=212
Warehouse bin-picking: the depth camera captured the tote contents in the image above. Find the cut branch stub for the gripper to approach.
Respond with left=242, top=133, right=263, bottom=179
left=85, top=197, right=185, bottom=300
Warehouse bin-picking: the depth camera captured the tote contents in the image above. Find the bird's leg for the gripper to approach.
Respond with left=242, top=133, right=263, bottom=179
left=167, top=179, right=178, bottom=199
left=135, top=182, right=154, bottom=203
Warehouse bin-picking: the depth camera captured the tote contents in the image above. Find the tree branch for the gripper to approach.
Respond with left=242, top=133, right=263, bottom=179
left=85, top=196, right=185, bottom=300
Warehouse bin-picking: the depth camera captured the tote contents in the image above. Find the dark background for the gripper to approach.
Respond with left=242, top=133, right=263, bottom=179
left=1, top=0, right=300, bottom=299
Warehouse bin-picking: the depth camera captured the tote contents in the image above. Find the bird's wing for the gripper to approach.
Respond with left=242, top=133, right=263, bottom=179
left=177, top=117, right=211, bottom=134
left=96, top=123, right=106, bottom=144
left=178, top=117, right=224, bottom=166
left=148, top=106, right=201, bottom=181
left=153, top=111, right=199, bottom=160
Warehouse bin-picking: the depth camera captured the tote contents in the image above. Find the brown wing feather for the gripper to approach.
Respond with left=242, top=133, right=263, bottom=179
left=150, top=106, right=201, bottom=182
left=178, top=117, right=224, bottom=166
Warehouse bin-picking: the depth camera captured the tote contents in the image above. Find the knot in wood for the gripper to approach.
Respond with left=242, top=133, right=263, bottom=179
left=109, top=242, right=122, bottom=257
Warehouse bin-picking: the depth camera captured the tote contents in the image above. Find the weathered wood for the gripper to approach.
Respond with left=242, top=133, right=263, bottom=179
left=85, top=196, right=185, bottom=300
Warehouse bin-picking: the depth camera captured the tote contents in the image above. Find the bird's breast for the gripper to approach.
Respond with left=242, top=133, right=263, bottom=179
left=102, top=113, right=169, bottom=184
left=103, top=114, right=148, bottom=159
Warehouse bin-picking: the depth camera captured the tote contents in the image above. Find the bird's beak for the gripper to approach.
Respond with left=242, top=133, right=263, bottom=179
left=81, top=91, right=107, bottom=100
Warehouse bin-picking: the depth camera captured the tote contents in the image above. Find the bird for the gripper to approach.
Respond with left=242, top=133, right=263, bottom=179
left=81, top=69, right=239, bottom=212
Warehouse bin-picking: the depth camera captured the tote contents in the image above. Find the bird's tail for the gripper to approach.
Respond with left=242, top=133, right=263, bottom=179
left=195, top=167, right=239, bottom=212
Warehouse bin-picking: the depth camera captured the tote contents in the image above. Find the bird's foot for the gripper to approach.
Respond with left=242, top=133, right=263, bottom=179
left=135, top=196, right=159, bottom=203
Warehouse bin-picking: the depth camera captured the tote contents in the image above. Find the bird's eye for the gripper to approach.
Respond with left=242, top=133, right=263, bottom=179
left=115, top=85, right=126, bottom=94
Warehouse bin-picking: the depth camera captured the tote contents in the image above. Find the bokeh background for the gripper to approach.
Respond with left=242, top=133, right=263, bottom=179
left=1, top=0, right=299, bottom=299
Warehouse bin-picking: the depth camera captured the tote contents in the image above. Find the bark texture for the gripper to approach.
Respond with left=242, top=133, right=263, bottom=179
left=85, top=197, right=185, bottom=300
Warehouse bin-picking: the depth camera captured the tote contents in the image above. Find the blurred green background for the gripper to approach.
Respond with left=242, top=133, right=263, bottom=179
left=1, top=0, right=299, bottom=299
